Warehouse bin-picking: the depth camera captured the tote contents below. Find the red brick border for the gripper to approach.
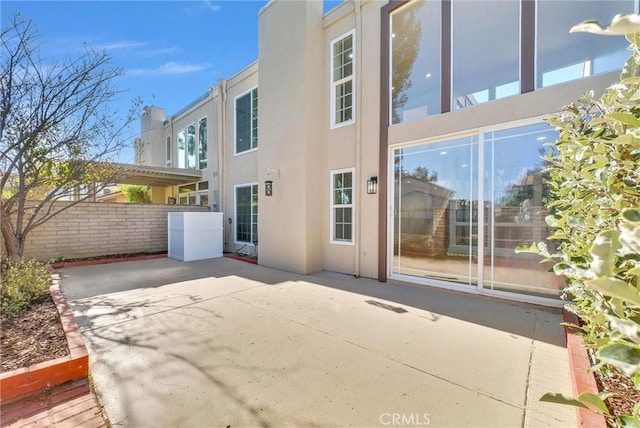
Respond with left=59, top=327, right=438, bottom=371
left=563, top=309, right=607, bottom=428
left=223, top=253, right=258, bottom=264
left=50, top=253, right=166, bottom=269
left=0, top=270, right=89, bottom=404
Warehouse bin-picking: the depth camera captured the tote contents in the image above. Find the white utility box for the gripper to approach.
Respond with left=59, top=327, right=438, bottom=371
left=168, top=212, right=223, bottom=261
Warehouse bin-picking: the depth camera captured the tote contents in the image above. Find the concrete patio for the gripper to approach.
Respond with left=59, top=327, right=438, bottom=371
left=59, top=257, right=576, bottom=427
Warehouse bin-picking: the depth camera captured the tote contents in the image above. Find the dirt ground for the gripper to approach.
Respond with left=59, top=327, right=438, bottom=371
left=1, top=296, right=69, bottom=372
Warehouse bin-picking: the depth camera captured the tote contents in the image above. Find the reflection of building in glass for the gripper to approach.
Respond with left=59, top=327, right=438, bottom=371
left=395, top=175, right=453, bottom=258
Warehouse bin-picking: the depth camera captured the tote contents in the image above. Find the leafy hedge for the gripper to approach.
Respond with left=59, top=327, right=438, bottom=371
left=519, top=15, right=640, bottom=424
left=0, top=259, right=51, bottom=318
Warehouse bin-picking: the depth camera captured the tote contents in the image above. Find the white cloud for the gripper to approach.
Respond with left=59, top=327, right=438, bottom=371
left=203, top=0, right=221, bottom=12
left=127, top=61, right=208, bottom=77
left=97, top=40, right=146, bottom=51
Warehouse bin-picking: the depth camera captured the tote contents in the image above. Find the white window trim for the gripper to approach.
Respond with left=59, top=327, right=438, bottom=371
left=234, top=182, right=259, bottom=246
left=330, top=29, right=356, bottom=130
left=198, top=115, right=208, bottom=170
left=330, top=167, right=355, bottom=245
left=177, top=128, right=186, bottom=169
left=234, top=86, right=259, bottom=156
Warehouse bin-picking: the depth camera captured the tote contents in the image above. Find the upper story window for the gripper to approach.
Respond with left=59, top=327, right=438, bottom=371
left=330, top=168, right=355, bottom=244
left=536, top=0, right=634, bottom=89
left=187, top=124, right=196, bottom=169
left=198, top=117, right=207, bottom=169
left=388, top=0, right=635, bottom=125
left=391, top=0, right=441, bottom=124
left=165, top=136, right=171, bottom=167
left=177, top=130, right=186, bottom=168
left=235, top=87, right=258, bottom=155
left=331, top=30, right=355, bottom=128
left=452, top=0, right=519, bottom=109
left=175, top=118, right=207, bottom=170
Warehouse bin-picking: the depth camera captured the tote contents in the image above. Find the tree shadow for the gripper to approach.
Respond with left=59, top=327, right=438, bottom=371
left=69, top=290, right=313, bottom=427
left=62, top=257, right=566, bottom=346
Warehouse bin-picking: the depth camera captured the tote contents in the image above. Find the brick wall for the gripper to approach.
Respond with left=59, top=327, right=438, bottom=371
left=20, top=202, right=208, bottom=260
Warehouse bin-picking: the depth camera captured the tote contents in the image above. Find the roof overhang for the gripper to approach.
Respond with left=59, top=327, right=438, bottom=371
left=114, top=163, right=202, bottom=187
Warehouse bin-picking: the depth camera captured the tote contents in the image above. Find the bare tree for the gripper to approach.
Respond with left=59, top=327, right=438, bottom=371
left=0, top=14, right=139, bottom=259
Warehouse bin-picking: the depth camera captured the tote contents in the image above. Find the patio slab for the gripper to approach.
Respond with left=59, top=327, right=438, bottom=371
left=59, top=257, right=576, bottom=427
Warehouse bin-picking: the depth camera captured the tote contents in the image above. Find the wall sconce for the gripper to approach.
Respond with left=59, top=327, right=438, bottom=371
left=367, top=176, right=378, bottom=194
left=265, top=180, right=273, bottom=196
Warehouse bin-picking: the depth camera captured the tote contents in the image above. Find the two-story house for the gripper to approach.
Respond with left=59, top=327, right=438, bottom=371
left=135, top=0, right=636, bottom=305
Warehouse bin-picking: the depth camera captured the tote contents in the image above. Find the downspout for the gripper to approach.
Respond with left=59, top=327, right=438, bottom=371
left=354, top=0, right=363, bottom=277
left=170, top=117, right=175, bottom=199
left=218, top=79, right=228, bottom=246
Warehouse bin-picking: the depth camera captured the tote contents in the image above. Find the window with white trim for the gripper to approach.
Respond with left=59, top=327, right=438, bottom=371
left=198, top=117, right=207, bottom=169
left=330, top=168, right=354, bottom=244
left=235, top=183, right=258, bottom=244
left=187, top=123, right=196, bottom=169
left=175, top=118, right=207, bottom=170
left=178, top=181, right=208, bottom=206
left=177, top=130, right=186, bottom=168
left=235, top=87, right=258, bottom=154
left=331, top=31, right=355, bottom=128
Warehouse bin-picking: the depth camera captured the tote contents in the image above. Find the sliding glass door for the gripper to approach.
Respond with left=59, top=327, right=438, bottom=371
left=393, top=135, right=478, bottom=286
left=391, top=121, right=563, bottom=300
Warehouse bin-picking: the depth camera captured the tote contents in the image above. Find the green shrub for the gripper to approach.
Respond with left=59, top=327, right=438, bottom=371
left=120, top=184, right=151, bottom=203
left=519, top=15, right=640, bottom=423
left=0, top=259, right=51, bottom=318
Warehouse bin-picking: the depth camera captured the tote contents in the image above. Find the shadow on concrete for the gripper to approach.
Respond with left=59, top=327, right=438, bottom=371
left=59, top=257, right=292, bottom=300
left=60, top=257, right=565, bottom=348
left=303, top=270, right=566, bottom=347
left=72, top=291, right=314, bottom=428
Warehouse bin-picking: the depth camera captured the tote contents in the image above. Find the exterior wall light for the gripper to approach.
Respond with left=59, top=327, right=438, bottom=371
left=367, top=176, right=378, bottom=194
left=265, top=180, right=273, bottom=196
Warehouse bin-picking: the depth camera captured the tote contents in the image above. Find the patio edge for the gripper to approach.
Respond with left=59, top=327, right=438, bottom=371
left=50, top=253, right=167, bottom=269
left=562, top=309, right=607, bottom=428
left=0, top=269, right=88, bottom=404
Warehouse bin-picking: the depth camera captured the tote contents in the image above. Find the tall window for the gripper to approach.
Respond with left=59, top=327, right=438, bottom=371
left=536, top=0, right=634, bottom=88
left=390, top=0, right=441, bottom=124
left=198, top=117, right=207, bottom=169
left=235, top=183, right=258, bottom=244
left=187, top=124, right=196, bottom=169
left=388, top=0, right=634, bottom=124
left=331, top=31, right=355, bottom=128
left=452, top=0, right=519, bottom=108
left=235, top=87, right=258, bottom=154
left=330, top=168, right=354, bottom=244
left=177, top=130, right=186, bottom=168
left=165, top=136, right=171, bottom=167
left=175, top=118, right=207, bottom=169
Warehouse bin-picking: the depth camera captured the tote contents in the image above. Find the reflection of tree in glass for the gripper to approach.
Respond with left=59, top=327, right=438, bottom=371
left=187, top=124, right=196, bottom=169
left=409, top=166, right=437, bottom=182
left=393, top=153, right=438, bottom=183
left=498, top=147, right=551, bottom=209
left=392, top=2, right=423, bottom=124
left=498, top=167, right=551, bottom=208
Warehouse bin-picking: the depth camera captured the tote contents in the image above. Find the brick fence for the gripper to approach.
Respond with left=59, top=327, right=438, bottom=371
left=18, top=201, right=208, bottom=260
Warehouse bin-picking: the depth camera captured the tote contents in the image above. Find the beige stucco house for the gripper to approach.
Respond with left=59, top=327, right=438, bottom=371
left=134, top=0, right=636, bottom=305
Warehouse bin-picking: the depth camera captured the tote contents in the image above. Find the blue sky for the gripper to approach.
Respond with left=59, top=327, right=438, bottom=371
left=2, top=1, right=340, bottom=162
